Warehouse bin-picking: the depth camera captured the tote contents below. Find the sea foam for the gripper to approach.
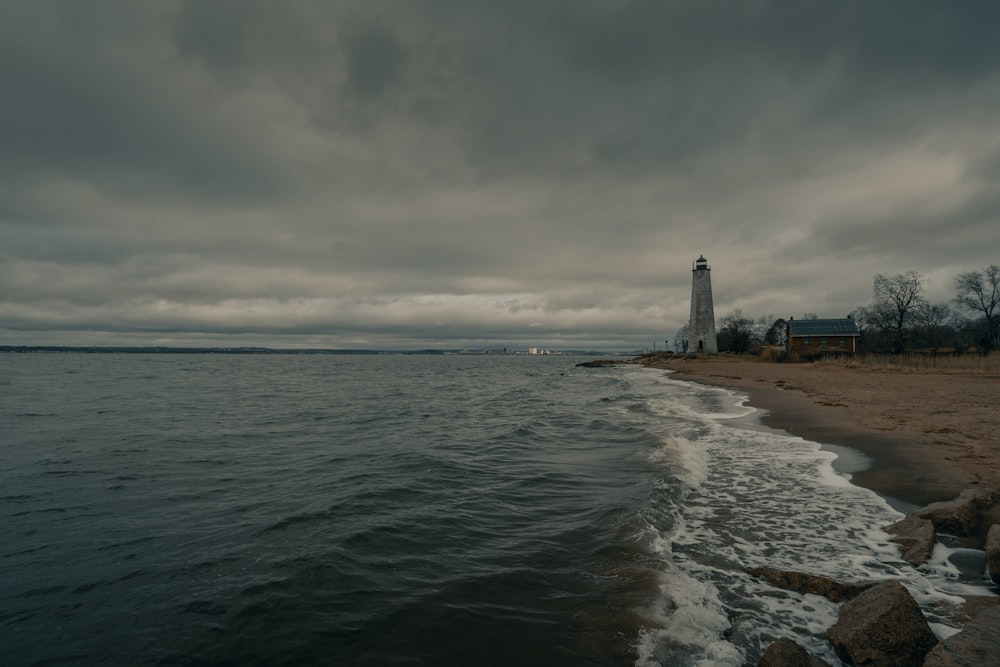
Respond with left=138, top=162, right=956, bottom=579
left=624, top=366, right=997, bottom=664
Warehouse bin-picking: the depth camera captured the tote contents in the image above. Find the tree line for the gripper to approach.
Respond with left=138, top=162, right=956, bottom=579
left=674, top=264, right=1000, bottom=355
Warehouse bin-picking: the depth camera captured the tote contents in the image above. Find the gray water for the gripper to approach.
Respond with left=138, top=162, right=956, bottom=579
left=1, top=354, right=994, bottom=666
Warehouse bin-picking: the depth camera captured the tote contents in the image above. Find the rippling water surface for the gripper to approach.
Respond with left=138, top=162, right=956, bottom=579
left=1, top=354, right=994, bottom=666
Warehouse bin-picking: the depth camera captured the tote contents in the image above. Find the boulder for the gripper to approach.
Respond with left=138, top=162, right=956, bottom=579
left=986, top=524, right=1000, bottom=584
left=826, top=580, right=937, bottom=666
left=961, top=595, right=1000, bottom=619
left=758, top=637, right=830, bottom=667
left=922, top=605, right=1000, bottom=666
left=748, top=566, right=875, bottom=603
left=884, top=515, right=937, bottom=566
left=914, top=489, right=994, bottom=537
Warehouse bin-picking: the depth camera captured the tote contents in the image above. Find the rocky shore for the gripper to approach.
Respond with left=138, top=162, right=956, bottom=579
left=751, top=488, right=1000, bottom=666
left=584, top=353, right=1000, bottom=665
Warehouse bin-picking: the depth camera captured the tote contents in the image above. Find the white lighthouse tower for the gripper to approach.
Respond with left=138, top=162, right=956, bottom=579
left=688, top=255, right=718, bottom=353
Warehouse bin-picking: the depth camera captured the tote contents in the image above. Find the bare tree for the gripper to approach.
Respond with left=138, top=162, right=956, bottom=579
left=953, top=265, right=1000, bottom=352
left=862, top=301, right=896, bottom=352
left=763, top=317, right=788, bottom=345
left=849, top=306, right=870, bottom=333
left=872, top=271, right=926, bottom=353
left=718, top=309, right=757, bottom=354
left=912, top=303, right=953, bottom=355
left=849, top=306, right=876, bottom=352
left=673, top=323, right=689, bottom=353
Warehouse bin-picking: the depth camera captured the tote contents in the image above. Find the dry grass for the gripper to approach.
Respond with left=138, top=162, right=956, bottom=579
left=814, top=351, right=1000, bottom=374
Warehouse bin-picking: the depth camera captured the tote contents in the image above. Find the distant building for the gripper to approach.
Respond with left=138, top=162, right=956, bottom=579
left=786, top=317, right=860, bottom=355
left=688, top=255, right=718, bottom=353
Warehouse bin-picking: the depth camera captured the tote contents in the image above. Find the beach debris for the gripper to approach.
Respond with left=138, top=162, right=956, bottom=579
left=987, top=524, right=1000, bottom=584
left=826, top=580, right=938, bottom=667
left=913, top=488, right=997, bottom=537
left=757, top=637, right=831, bottom=667
left=922, top=605, right=1000, bottom=667
left=884, top=515, right=937, bottom=566
left=747, top=566, right=875, bottom=603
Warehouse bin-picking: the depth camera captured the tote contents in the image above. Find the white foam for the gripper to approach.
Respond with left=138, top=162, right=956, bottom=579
left=645, top=432, right=711, bottom=495
left=674, top=437, right=709, bottom=490
left=634, top=563, right=746, bottom=667
left=625, top=366, right=997, bottom=663
left=918, top=543, right=995, bottom=597
left=928, top=622, right=962, bottom=640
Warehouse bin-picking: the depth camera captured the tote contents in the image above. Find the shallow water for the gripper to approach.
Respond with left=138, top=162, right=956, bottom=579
left=1, top=354, right=994, bottom=665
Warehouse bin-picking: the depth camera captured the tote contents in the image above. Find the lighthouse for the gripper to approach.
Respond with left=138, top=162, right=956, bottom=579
left=688, top=255, right=718, bottom=353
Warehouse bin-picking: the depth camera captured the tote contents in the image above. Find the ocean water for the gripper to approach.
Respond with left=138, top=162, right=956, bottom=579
left=1, top=353, right=995, bottom=666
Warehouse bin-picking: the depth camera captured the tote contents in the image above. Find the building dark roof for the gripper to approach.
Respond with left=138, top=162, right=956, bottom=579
left=787, top=318, right=860, bottom=337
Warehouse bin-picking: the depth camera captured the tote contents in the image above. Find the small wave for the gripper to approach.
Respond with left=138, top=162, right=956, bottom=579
left=40, top=469, right=99, bottom=477
left=1, top=494, right=35, bottom=503
left=21, top=585, right=69, bottom=598
left=634, top=565, right=745, bottom=667
left=71, top=581, right=101, bottom=595
left=96, top=535, right=159, bottom=552
left=647, top=436, right=709, bottom=492
left=259, top=510, right=333, bottom=534
left=172, top=555, right=243, bottom=578
left=36, top=458, right=73, bottom=465
left=4, top=544, right=52, bottom=558
left=182, top=599, right=228, bottom=616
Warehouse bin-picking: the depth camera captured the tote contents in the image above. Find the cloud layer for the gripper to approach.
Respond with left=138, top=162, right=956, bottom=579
left=3, top=1, right=999, bottom=349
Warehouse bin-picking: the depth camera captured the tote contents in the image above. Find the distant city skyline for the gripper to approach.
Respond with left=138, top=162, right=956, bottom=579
left=2, top=2, right=999, bottom=350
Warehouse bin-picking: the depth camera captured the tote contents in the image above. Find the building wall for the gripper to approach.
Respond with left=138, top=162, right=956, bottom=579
left=689, top=267, right=718, bottom=353
left=787, top=335, right=858, bottom=355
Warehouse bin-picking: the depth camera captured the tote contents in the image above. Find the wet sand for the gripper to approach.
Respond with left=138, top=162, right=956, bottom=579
left=639, top=355, right=1000, bottom=508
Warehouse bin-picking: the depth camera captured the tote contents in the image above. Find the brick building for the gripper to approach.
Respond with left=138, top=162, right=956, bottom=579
left=786, top=317, right=860, bottom=356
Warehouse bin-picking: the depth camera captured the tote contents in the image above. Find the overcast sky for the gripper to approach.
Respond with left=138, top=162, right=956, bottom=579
left=2, top=1, right=999, bottom=350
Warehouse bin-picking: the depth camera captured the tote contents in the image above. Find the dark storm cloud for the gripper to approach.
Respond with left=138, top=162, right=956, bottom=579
left=2, top=1, right=999, bottom=348
left=345, top=26, right=406, bottom=97
left=0, top=2, right=293, bottom=207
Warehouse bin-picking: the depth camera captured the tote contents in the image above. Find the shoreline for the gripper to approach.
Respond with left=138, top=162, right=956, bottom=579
left=638, top=355, right=1000, bottom=509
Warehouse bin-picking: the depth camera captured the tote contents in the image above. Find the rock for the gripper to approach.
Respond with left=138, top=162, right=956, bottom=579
left=987, top=524, right=1000, bottom=584
left=914, top=489, right=994, bottom=537
left=826, top=580, right=937, bottom=666
left=748, top=566, right=875, bottom=602
left=980, top=498, right=1000, bottom=529
left=922, top=605, right=1000, bottom=666
left=885, top=515, right=937, bottom=566
left=961, top=595, right=1000, bottom=619
left=758, top=637, right=831, bottom=667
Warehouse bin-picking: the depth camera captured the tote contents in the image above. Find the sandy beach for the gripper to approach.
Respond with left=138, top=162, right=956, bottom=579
left=639, top=355, right=1000, bottom=509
